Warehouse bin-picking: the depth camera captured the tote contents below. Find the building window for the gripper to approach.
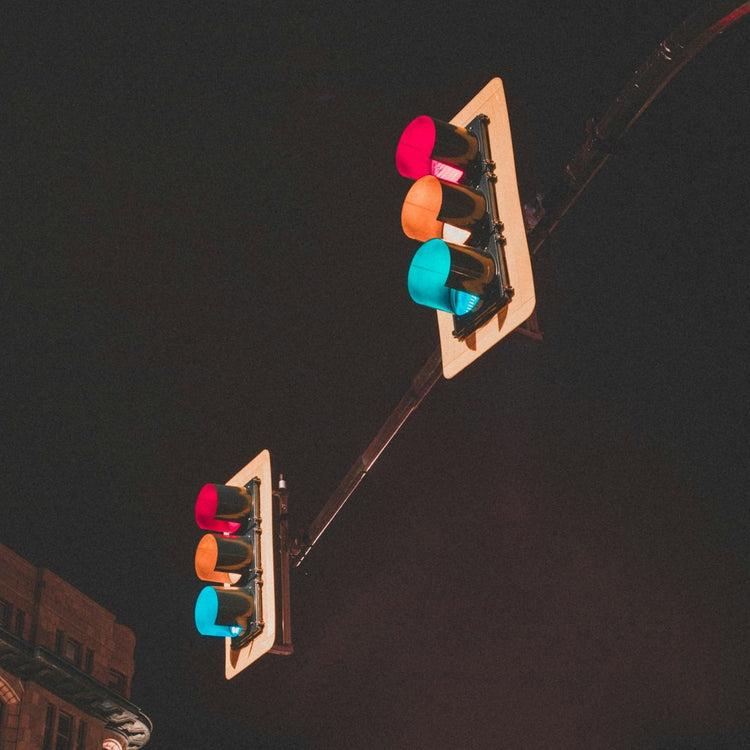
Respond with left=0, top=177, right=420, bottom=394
left=85, top=648, right=95, bottom=674
left=0, top=598, right=11, bottom=629
left=63, top=638, right=82, bottom=667
left=14, top=609, right=25, bottom=639
left=56, top=712, right=73, bottom=750
left=107, top=669, right=127, bottom=694
left=43, top=705, right=74, bottom=750
left=43, top=705, right=56, bottom=750
left=76, top=720, right=87, bottom=750
left=55, top=631, right=83, bottom=668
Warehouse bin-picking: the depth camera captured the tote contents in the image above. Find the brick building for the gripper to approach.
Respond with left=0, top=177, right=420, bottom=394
left=0, top=543, right=151, bottom=749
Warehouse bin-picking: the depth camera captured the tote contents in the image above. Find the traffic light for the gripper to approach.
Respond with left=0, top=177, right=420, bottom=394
left=194, top=449, right=292, bottom=678
left=396, top=78, right=535, bottom=378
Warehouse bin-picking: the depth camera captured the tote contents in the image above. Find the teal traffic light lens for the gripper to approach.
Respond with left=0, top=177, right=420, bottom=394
left=194, top=586, right=246, bottom=638
left=407, top=238, right=483, bottom=316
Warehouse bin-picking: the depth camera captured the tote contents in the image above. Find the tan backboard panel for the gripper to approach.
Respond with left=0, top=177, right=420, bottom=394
left=223, top=449, right=276, bottom=678
left=438, top=78, right=535, bottom=378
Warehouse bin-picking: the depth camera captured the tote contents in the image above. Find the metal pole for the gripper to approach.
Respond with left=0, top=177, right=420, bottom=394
left=528, top=0, right=750, bottom=257
left=293, top=347, right=443, bottom=567
left=271, top=477, right=293, bottom=653
left=291, top=0, right=750, bottom=568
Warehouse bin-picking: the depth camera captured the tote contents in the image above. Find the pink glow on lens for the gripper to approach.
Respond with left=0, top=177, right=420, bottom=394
left=396, top=116, right=436, bottom=179
left=431, top=160, right=464, bottom=183
left=195, top=484, right=240, bottom=533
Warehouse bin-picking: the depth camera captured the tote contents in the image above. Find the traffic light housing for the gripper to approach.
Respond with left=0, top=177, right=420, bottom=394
left=396, top=78, right=535, bottom=378
left=194, top=449, right=292, bottom=678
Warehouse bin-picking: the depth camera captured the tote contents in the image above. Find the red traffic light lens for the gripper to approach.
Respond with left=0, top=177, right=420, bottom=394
left=195, top=483, right=254, bottom=534
left=396, top=116, right=478, bottom=183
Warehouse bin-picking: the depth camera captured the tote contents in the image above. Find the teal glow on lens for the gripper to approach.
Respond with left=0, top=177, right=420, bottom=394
left=407, top=238, right=480, bottom=316
left=449, top=289, right=480, bottom=316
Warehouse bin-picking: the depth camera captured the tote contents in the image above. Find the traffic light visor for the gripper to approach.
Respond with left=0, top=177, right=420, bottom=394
left=396, top=116, right=478, bottom=183
left=407, top=238, right=495, bottom=316
left=195, top=533, right=253, bottom=585
left=194, top=586, right=253, bottom=638
left=195, top=483, right=254, bottom=534
left=401, top=175, right=486, bottom=242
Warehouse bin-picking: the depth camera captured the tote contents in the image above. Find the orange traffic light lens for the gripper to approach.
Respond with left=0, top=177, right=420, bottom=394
left=401, top=175, right=487, bottom=242
left=195, top=534, right=254, bottom=585
left=401, top=175, right=445, bottom=241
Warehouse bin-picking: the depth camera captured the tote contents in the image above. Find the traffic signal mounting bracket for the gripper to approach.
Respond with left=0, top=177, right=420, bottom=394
left=222, top=479, right=292, bottom=655
left=222, top=457, right=293, bottom=675
left=224, top=478, right=264, bottom=649
left=450, top=113, right=514, bottom=341
left=268, top=482, right=293, bottom=656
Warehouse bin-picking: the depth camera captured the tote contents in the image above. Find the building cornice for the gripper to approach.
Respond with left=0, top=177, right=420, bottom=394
left=0, top=627, right=152, bottom=748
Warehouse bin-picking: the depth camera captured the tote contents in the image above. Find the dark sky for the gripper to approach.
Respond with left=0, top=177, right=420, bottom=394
left=4, top=2, right=750, bottom=748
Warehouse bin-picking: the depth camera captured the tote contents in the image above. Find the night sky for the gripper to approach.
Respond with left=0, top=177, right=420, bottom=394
left=4, top=2, right=750, bottom=748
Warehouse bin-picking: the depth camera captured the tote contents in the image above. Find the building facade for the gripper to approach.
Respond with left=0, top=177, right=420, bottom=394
left=0, top=543, right=151, bottom=749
